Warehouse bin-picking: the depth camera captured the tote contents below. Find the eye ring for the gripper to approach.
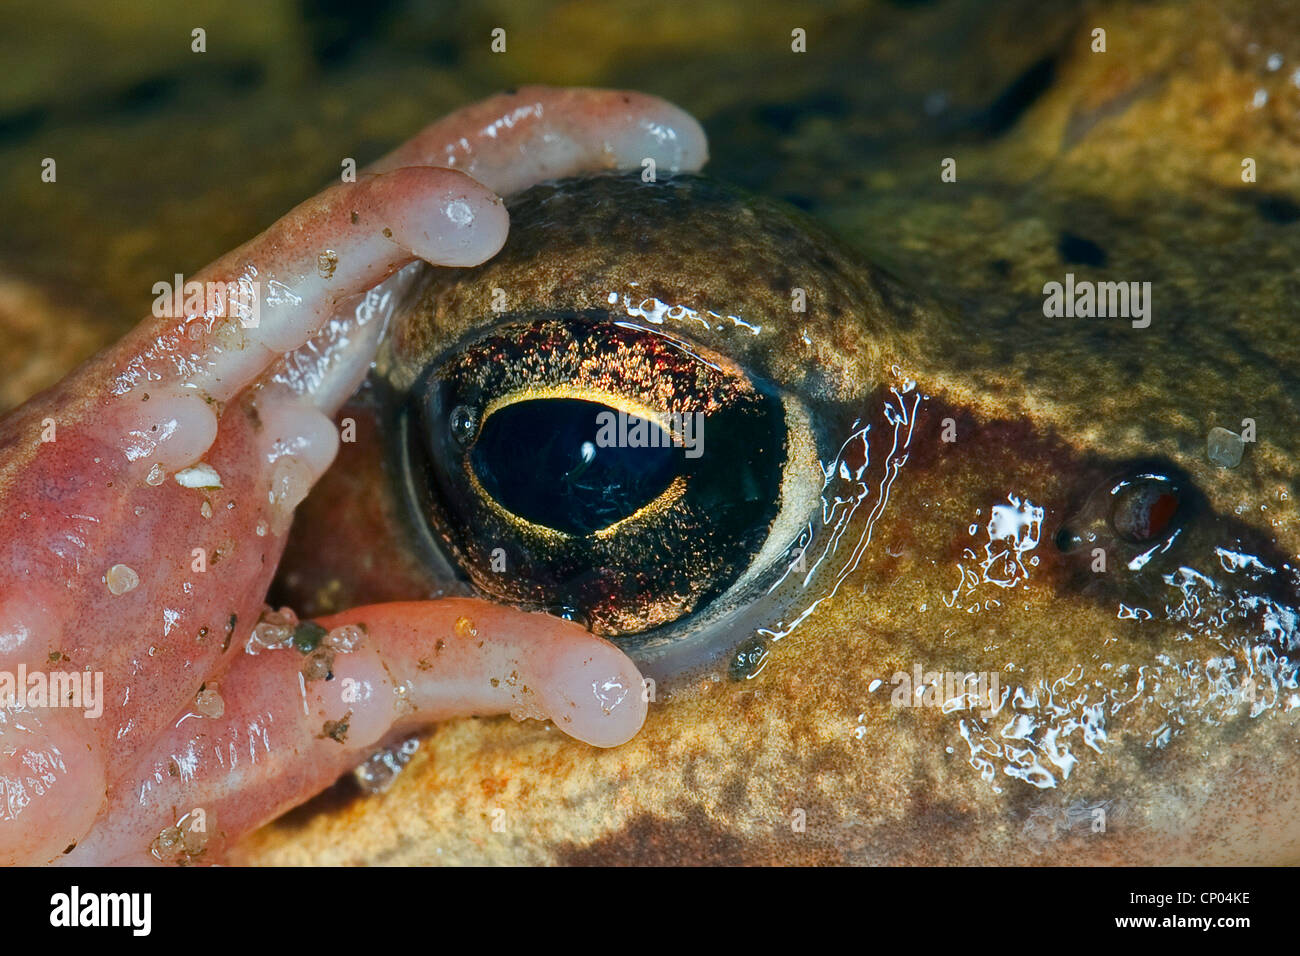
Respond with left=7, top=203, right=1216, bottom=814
left=401, top=315, right=791, bottom=638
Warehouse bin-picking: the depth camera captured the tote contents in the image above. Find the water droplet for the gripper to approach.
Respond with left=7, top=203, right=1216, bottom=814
left=246, top=606, right=298, bottom=654
left=354, top=737, right=421, bottom=794
left=445, top=199, right=473, bottom=226
left=325, top=623, right=367, bottom=652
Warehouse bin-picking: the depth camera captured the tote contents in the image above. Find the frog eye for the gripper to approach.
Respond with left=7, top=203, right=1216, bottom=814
left=398, top=316, right=792, bottom=638
left=1110, top=474, right=1183, bottom=544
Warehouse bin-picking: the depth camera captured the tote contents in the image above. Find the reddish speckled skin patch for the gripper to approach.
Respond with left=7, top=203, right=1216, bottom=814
left=0, top=390, right=284, bottom=764
left=273, top=394, right=447, bottom=616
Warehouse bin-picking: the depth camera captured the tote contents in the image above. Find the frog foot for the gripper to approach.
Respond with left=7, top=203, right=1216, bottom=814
left=0, top=87, right=707, bottom=865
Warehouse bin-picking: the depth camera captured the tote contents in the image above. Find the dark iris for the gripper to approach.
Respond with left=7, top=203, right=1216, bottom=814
left=1111, top=477, right=1182, bottom=544
left=470, top=398, right=680, bottom=535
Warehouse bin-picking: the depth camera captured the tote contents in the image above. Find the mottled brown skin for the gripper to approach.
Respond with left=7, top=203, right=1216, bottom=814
left=8, top=0, right=1294, bottom=867
left=245, top=173, right=1300, bottom=865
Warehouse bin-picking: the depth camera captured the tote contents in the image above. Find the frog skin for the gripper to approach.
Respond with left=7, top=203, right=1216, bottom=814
left=2, top=63, right=1297, bottom=866
left=241, top=171, right=1300, bottom=866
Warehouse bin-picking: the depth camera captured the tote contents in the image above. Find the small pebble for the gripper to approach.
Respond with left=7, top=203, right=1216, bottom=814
left=106, top=564, right=140, bottom=595
left=301, top=647, right=335, bottom=681
left=293, top=621, right=328, bottom=653
left=194, top=684, right=225, bottom=719
left=1207, top=426, right=1245, bottom=468
left=175, top=462, right=223, bottom=489
left=317, top=250, right=339, bottom=279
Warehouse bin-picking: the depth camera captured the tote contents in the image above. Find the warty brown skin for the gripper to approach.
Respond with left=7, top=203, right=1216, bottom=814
left=246, top=175, right=1300, bottom=865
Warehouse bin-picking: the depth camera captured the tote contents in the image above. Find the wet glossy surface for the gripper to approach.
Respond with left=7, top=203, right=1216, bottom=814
left=268, top=172, right=1300, bottom=864
left=4, top=0, right=1300, bottom=864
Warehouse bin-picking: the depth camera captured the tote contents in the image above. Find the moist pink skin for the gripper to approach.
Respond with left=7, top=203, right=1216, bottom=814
left=0, top=87, right=706, bottom=866
left=370, top=85, right=709, bottom=196
left=60, top=600, right=646, bottom=866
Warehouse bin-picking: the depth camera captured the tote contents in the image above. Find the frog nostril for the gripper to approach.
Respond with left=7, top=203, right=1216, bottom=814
left=1053, top=526, right=1082, bottom=552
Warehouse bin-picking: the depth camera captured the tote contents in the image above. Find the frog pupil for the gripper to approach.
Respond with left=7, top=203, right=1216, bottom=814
left=469, top=398, right=681, bottom=535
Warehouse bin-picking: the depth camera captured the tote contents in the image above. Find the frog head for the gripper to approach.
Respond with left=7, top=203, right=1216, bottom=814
left=247, top=172, right=1300, bottom=865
